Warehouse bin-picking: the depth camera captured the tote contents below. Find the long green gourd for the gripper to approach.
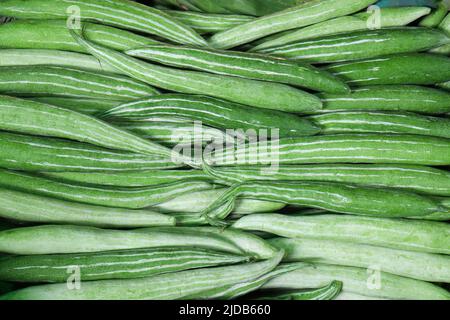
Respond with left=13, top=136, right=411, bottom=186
left=315, top=85, right=450, bottom=115
left=419, top=0, right=448, bottom=27
left=163, top=10, right=254, bottom=34
left=0, top=49, right=118, bottom=73
left=40, top=170, right=210, bottom=187
left=0, top=20, right=160, bottom=53
left=252, top=6, right=432, bottom=50
left=0, top=188, right=175, bottom=228
left=28, top=97, right=123, bottom=115
left=0, top=247, right=248, bottom=283
left=202, top=164, right=450, bottom=196
left=199, top=179, right=444, bottom=220
left=271, top=238, right=450, bottom=283
left=0, top=251, right=283, bottom=300
left=233, top=214, right=450, bottom=254
left=126, top=45, right=350, bottom=93
left=0, top=65, right=159, bottom=100
left=325, top=53, right=450, bottom=86
left=0, top=169, right=211, bottom=209
left=0, top=0, right=206, bottom=46
left=0, top=131, right=180, bottom=172
left=216, top=134, right=450, bottom=166
left=309, top=111, right=450, bottom=138
left=262, top=264, right=450, bottom=300
left=430, top=13, right=450, bottom=54
left=209, top=0, right=378, bottom=49
left=70, top=28, right=322, bottom=112
left=0, top=95, right=175, bottom=158
left=116, top=121, right=233, bottom=146
left=155, top=189, right=286, bottom=214
left=258, top=28, right=450, bottom=63
left=101, top=94, right=320, bottom=138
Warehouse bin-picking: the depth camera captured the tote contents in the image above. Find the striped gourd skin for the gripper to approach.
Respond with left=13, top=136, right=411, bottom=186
left=204, top=181, right=443, bottom=218
left=0, top=188, right=175, bottom=228
left=126, top=46, right=350, bottom=94
left=0, top=49, right=118, bottom=73
left=163, top=10, right=254, bottom=34
left=258, top=28, right=450, bottom=63
left=155, top=189, right=286, bottom=214
left=206, top=164, right=450, bottom=196
left=326, top=53, right=450, bottom=86
left=0, top=131, right=180, bottom=172
left=262, top=264, right=450, bottom=300
left=101, top=94, right=320, bottom=138
left=316, top=85, right=450, bottom=115
left=253, top=280, right=343, bottom=300
left=270, top=238, right=450, bottom=283
left=28, top=97, right=123, bottom=116
left=0, top=96, right=174, bottom=158
left=116, top=121, right=232, bottom=146
left=209, top=0, right=378, bottom=49
left=0, top=0, right=206, bottom=46
left=309, top=111, right=450, bottom=139
left=187, top=262, right=306, bottom=300
left=0, top=247, right=248, bottom=283
left=217, top=134, right=450, bottom=166
left=0, top=65, right=158, bottom=100
left=40, top=170, right=211, bottom=188
left=0, top=20, right=160, bottom=53
left=0, top=225, right=241, bottom=256
left=252, top=7, right=432, bottom=51
left=233, top=214, right=450, bottom=255
left=0, top=225, right=278, bottom=258
left=0, top=251, right=283, bottom=300
left=0, top=169, right=211, bottom=209
left=71, top=29, right=323, bottom=113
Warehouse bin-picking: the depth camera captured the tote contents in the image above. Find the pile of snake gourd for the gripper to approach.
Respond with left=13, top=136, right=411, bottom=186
left=0, top=0, right=449, bottom=301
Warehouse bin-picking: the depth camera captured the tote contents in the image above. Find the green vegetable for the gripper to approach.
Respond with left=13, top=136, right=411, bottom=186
left=0, top=20, right=160, bottom=53
left=39, top=170, right=210, bottom=187
left=271, top=238, right=450, bottom=283
left=0, top=65, right=158, bottom=100
left=0, top=187, right=175, bottom=228
left=0, top=0, right=206, bottom=46
left=0, top=250, right=283, bottom=300
left=0, top=95, right=175, bottom=158
left=258, top=28, right=449, bottom=63
left=0, top=169, right=211, bottom=209
left=155, top=189, right=286, bottom=214
left=254, top=280, right=342, bottom=300
left=188, top=263, right=307, bottom=299
left=252, top=7, right=432, bottom=50
left=28, top=97, right=122, bottom=115
left=70, top=28, right=322, bottom=112
left=0, top=247, right=248, bottom=283
left=419, top=1, right=448, bottom=27
left=0, top=131, right=180, bottom=172
left=309, top=111, right=450, bottom=138
left=101, top=94, right=320, bottom=138
left=233, top=214, right=450, bottom=254
left=163, top=10, right=254, bottom=34
left=200, top=179, right=444, bottom=220
left=0, top=225, right=277, bottom=258
left=262, top=264, right=450, bottom=300
left=326, top=53, right=450, bottom=86
left=202, top=164, right=450, bottom=196
left=126, top=45, right=350, bottom=93
left=116, top=121, right=233, bottom=146
left=209, top=0, right=378, bottom=49
left=217, top=134, right=450, bottom=166
left=316, top=85, right=450, bottom=114
left=0, top=49, right=117, bottom=73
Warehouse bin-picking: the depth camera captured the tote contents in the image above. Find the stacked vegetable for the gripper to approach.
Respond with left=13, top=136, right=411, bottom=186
left=0, top=0, right=449, bottom=300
